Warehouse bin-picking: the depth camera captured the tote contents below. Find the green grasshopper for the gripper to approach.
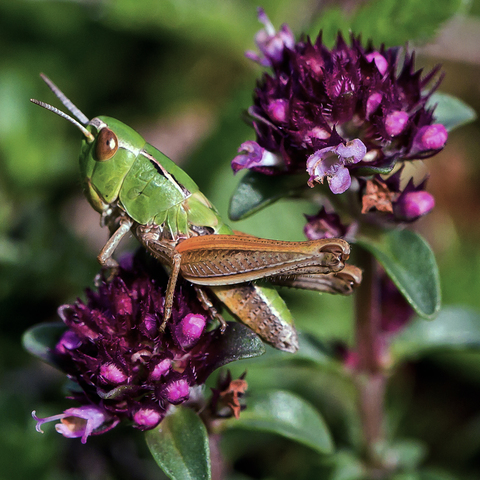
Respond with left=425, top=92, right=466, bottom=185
left=31, top=74, right=362, bottom=353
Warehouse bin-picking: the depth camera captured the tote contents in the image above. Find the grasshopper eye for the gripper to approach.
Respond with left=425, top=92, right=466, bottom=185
left=95, top=128, right=118, bottom=161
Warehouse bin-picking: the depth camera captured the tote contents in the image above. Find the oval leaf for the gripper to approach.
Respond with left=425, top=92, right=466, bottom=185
left=428, top=92, right=477, bottom=132
left=145, top=406, right=211, bottom=480
left=22, top=322, right=67, bottom=366
left=197, top=322, right=265, bottom=383
left=392, top=307, right=480, bottom=361
left=229, top=171, right=307, bottom=221
left=357, top=230, right=440, bottom=318
left=224, top=390, right=334, bottom=454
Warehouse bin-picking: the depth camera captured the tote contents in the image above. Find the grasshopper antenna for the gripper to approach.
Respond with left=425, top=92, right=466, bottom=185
left=31, top=73, right=94, bottom=142
left=38, top=73, right=90, bottom=125
left=30, top=98, right=95, bottom=142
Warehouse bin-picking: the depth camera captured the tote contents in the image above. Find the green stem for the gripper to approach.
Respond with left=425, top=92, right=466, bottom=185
left=354, top=248, right=387, bottom=472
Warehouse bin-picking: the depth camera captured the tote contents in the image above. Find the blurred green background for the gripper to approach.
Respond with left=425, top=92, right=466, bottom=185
left=1, top=0, right=480, bottom=479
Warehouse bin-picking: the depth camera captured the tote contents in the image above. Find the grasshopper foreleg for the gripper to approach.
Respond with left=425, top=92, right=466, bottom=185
left=97, top=217, right=134, bottom=272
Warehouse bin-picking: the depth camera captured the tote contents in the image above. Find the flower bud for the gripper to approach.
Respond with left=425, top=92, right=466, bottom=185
left=56, top=330, right=82, bottom=353
left=175, top=313, right=207, bottom=349
left=113, top=283, right=133, bottom=316
left=366, top=92, right=382, bottom=118
left=149, top=358, right=172, bottom=381
left=366, top=52, right=388, bottom=75
left=142, top=313, right=158, bottom=336
left=133, top=408, right=163, bottom=429
left=162, top=378, right=190, bottom=404
left=100, top=362, right=128, bottom=385
left=418, top=124, right=448, bottom=150
left=385, top=111, right=409, bottom=136
left=395, top=190, right=435, bottom=221
left=266, top=99, right=288, bottom=123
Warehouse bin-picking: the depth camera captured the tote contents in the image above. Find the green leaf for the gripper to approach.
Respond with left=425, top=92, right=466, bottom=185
left=145, top=406, right=211, bottom=480
left=311, top=0, right=462, bottom=47
left=22, top=322, right=67, bottom=366
left=357, top=230, right=440, bottom=319
left=391, top=306, right=480, bottom=361
left=355, top=0, right=462, bottom=45
left=97, top=385, right=139, bottom=400
left=428, top=92, right=477, bottom=131
left=224, top=390, right=334, bottom=454
left=351, top=158, right=396, bottom=177
left=229, top=171, right=307, bottom=221
left=197, top=322, right=265, bottom=382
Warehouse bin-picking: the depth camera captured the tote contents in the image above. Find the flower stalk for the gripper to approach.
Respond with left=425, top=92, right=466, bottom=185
left=354, top=248, right=387, bottom=472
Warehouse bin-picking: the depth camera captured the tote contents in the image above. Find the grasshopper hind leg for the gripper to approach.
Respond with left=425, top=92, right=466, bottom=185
left=159, top=252, right=182, bottom=332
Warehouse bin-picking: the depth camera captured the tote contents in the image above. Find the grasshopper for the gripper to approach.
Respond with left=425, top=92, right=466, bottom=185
left=31, top=74, right=361, bottom=353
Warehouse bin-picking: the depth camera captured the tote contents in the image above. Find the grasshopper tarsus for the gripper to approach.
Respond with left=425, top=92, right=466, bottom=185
left=217, top=314, right=228, bottom=333
left=159, top=310, right=171, bottom=333
left=194, top=286, right=227, bottom=333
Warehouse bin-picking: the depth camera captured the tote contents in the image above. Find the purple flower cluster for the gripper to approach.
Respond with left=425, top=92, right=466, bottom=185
left=233, top=9, right=446, bottom=223
left=33, top=254, right=219, bottom=443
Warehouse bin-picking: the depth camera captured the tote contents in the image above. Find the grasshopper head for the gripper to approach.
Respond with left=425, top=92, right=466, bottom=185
left=31, top=74, right=146, bottom=214
left=80, top=116, right=145, bottom=213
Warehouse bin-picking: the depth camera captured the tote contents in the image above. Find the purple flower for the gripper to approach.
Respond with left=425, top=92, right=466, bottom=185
left=306, top=138, right=366, bottom=194
left=33, top=253, right=229, bottom=440
left=233, top=10, right=447, bottom=205
left=245, top=7, right=295, bottom=67
left=33, top=405, right=117, bottom=444
left=232, top=141, right=283, bottom=174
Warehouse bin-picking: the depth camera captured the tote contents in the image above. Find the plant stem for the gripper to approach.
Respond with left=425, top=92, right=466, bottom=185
left=354, top=248, right=387, bottom=471
left=209, top=433, right=226, bottom=480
